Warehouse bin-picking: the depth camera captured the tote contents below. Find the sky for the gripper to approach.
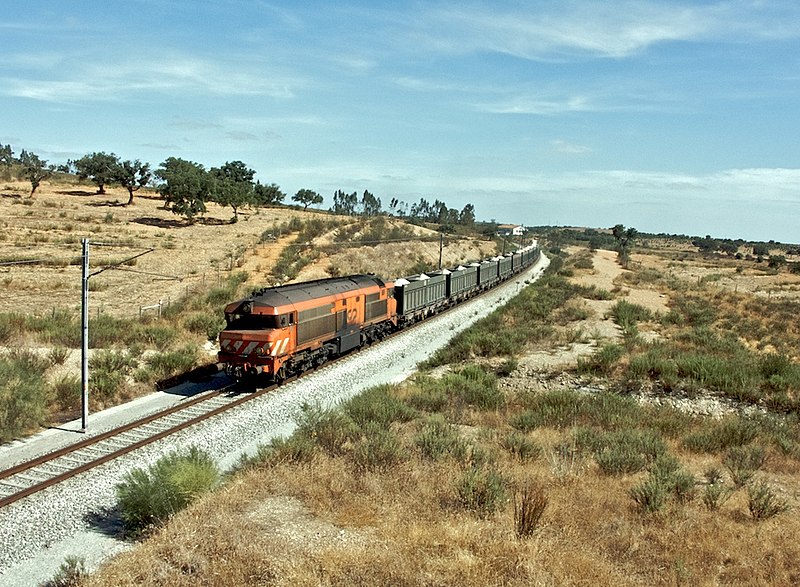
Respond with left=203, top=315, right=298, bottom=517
left=2, top=1, right=799, bottom=243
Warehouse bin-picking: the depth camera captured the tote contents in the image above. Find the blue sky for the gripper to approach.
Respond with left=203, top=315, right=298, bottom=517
left=2, top=1, right=799, bottom=243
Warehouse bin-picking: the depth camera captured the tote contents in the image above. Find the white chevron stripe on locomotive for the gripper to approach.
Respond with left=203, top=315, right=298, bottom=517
left=241, top=341, right=259, bottom=356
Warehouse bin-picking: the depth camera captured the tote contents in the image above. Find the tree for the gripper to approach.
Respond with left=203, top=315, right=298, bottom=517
left=253, top=181, right=285, bottom=207
left=19, top=150, right=54, bottom=196
left=458, top=203, right=476, bottom=226
left=156, top=157, right=210, bottom=222
left=611, top=224, right=637, bottom=267
left=0, top=144, right=14, bottom=167
left=74, top=152, right=121, bottom=194
left=292, top=188, right=323, bottom=211
left=360, top=190, right=381, bottom=217
left=210, top=161, right=255, bottom=222
left=115, top=159, right=152, bottom=205
left=332, top=189, right=358, bottom=215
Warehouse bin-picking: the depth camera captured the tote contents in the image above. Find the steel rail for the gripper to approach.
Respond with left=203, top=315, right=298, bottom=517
left=0, top=383, right=271, bottom=509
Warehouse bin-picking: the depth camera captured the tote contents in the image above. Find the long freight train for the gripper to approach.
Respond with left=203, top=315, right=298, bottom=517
left=218, top=243, right=540, bottom=381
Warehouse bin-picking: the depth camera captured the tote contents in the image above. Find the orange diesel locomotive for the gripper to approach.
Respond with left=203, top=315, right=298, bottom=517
left=218, top=274, right=396, bottom=381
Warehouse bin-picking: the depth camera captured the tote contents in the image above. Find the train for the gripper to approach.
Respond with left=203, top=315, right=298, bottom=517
left=218, top=242, right=540, bottom=381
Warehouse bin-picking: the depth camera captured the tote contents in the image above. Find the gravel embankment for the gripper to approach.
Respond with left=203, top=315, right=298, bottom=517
left=0, top=256, right=549, bottom=586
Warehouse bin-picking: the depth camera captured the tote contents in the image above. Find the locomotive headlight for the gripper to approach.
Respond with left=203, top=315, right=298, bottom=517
left=242, top=302, right=252, bottom=314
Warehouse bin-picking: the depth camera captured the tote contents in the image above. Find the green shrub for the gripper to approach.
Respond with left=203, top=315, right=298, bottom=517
left=405, top=379, right=449, bottom=413
left=723, top=444, right=766, bottom=487
left=442, top=365, right=504, bottom=410
left=89, top=350, right=135, bottom=400
left=295, top=403, right=358, bottom=455
left=51, top=374, right=81, bottom=411
left=577, top=343, right=625, bottom=374
left=343, top=384, right=416, bottom=428
left=116, top=446, right=219, bottom=534
left=630, top=475, right=669, bottom=513
left=501, top=431, right=541, bottom=461
left=137, top=345, right=199, bottom=383
left=748, top=479, right=790, bottom=520
left=0, top=350, right=49, bottom=442
left=353, top=422, right=404, bottom=471
left=455, top=465, right=507, bottom=518
left=682, top=416, right=760, bottom=453
left=415, top=415, right=466, bottom=460
left=40, top=555, right=87, bottom=587
left=512, top=389, right=584, bottom=431
left=610, top=300, right=653, bottom=337
left=593, top=429, right=666, bottom=475
left=184, top=312, right=226, bottom=341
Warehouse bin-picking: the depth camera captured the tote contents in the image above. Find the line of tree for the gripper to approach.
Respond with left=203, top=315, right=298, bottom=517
left=1, top=143, right=478, bottom=229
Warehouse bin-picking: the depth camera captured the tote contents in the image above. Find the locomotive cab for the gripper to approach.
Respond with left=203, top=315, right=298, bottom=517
left=218, top=302, right=296, bottom=380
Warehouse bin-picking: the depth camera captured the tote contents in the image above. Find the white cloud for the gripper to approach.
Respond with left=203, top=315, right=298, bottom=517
left=410, top=1, right=800, bottom=60
left=552, top=140, right=592, bottom=155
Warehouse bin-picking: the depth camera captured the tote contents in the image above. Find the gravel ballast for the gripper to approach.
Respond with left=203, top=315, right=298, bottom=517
left=0, top=256, right=549, bottom=586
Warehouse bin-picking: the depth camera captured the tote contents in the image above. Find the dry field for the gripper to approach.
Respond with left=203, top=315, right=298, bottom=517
left=81, top=247, right=800, bottom=587
left=0, top=180, right=495, bottom=319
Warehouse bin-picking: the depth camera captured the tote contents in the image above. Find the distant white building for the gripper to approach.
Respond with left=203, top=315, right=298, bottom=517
left=497, top=223, right=525, bottom=237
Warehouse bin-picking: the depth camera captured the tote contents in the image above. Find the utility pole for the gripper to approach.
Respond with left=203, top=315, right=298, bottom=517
left=81, top=238, right=89, bottom=432
left=79, top=241, right=154, bottom=433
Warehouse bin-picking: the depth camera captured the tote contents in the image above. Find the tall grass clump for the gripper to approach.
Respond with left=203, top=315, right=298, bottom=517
left=723, top=444, right=766, bottom=487
left=682, top=416, right=760, bottom=453
left=0, top=350, right=49, bottom=442
left=353, top=421, right=404, bottom=471
left=610, top=300, right=653, bottom=338
left=295, top=403, right=358, bottom=455
left=441, top=364, right=504, bottom=410
left=577, top=343, right=625, bottom=375
left=40, top=555, right=87, bottom=587
left=116, top=446, right=219, bottom=535
left=514, top=481, right=548, bottom=537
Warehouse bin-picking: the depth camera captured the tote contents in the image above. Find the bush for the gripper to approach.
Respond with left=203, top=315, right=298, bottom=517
left=501, top=432, right=541, bottom=461
left=630, top=476, right=669, bottom=513
left=40, top=555, right=87, bottom=587
left=723, top=444, right=766, bottom=487
left=353, top=422, right=404, bottom=471
left=415, top=415, right=466, bottom=460
left=748, top=479, right=790, bottom=520
left=0, top=350, right=50, bottom=441
left=295, top=403, right=358, bottom=455
left=442, top=365, right=504, bottom=410
left=577, top=343, right=625, bottom=375
left=455, top=465, right=507, bottom=518
left=184, top=312, right=226, bottom=341
left=593, top=429, right=666, bottom=476
left=136, top=345, right=199, bottom=383
left=116, top=446, right=219, bottom=534
left=89, top=350, right=135, bottom=400
left=51, top=374, right=81, bottom=411
left=682, top=416, right=760, bottom=453
left=343, top=384, right=416, bottom=428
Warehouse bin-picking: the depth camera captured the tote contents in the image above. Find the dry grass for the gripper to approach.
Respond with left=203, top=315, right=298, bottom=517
left=85, top=432, right=800, bottom=587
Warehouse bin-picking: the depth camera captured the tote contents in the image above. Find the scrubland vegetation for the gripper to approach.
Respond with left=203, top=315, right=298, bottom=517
left=82, top=248, right=800, bottom=586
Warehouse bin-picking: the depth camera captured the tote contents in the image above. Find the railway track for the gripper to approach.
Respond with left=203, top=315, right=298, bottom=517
left=0, top=261, right=543, bottom=512
left=0, top=382, right=277, bottom=510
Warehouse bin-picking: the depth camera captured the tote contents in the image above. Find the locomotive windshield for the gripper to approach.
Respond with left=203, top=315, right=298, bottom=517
left=225, top=313, right=282, bottom=330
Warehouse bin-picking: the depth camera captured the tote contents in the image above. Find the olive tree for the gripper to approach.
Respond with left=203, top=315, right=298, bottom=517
left=292, top=188, right=323, bottom=211
left=19, top=150, right=54, bottom=196
left=74, top=152, right=121, bottom=194
left=116, top=159, right=152, bottom=205
left=156, top=157, right=210, bottom=222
